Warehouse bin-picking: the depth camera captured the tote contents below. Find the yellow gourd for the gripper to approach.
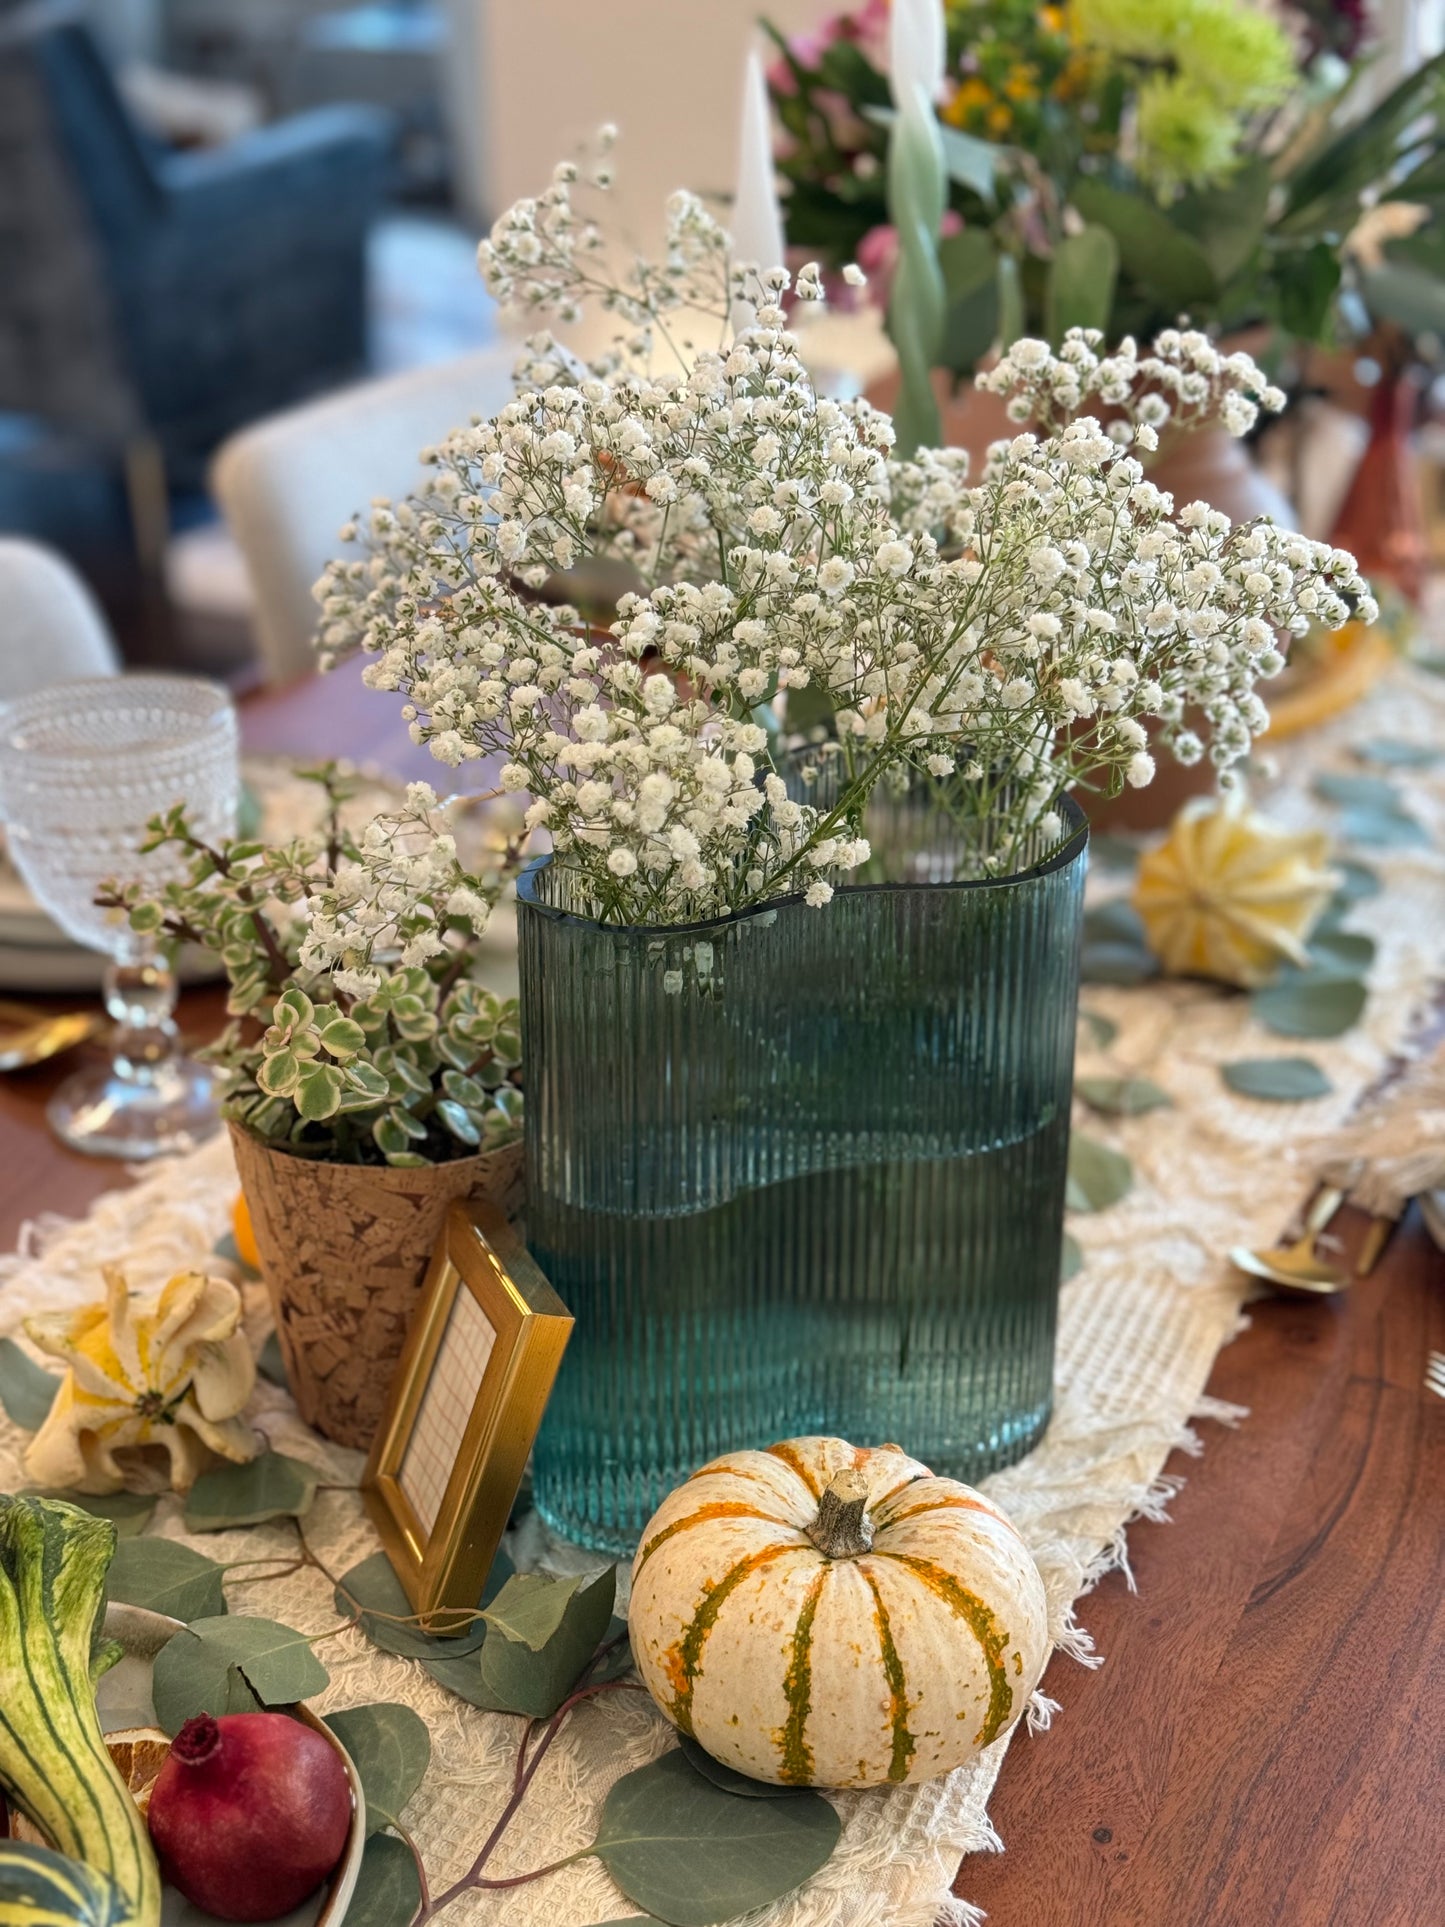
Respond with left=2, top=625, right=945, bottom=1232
left=23, top=1268, right=257, bottom=1494
left=1133, top=798, right=1336, bottom=988
left=628, top=1435, right=1049, bottom=1788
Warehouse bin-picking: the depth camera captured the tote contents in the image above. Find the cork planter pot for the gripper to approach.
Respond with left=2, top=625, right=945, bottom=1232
left=229, top=1123, right=526, bottom=1450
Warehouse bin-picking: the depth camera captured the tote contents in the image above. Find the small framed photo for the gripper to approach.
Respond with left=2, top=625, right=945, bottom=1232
left=362, top=1199, right=572, bottom=1632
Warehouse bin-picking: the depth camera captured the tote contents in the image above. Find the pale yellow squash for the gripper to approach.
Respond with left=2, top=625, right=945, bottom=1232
left=628, top=1435, right=1049, bottom=1788
left=1133, top=797, right=1337, bottom=989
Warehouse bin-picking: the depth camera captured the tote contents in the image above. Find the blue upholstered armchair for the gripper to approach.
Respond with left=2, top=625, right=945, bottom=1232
left=0, top=7, right=393, bottom=484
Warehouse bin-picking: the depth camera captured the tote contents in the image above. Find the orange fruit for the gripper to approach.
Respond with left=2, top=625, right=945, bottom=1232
left=232, top=1192, right=261, bottom=1272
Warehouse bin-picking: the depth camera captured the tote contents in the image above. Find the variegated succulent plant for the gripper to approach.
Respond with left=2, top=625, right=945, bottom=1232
left=100, top=765, right=524, bottom=1167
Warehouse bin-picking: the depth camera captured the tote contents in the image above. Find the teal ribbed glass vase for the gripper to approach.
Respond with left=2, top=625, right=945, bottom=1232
left=519, top=792, right=1087, bottom=1554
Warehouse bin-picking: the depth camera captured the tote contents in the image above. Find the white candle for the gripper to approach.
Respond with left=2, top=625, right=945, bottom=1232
left=732, top=47, right=787, bottom=311
left=889, top=0, right=945, bottom=114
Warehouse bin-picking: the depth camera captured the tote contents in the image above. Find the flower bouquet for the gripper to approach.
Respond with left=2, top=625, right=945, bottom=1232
left=313, top=146, right=1372, bottom=1543
left=767, top=0, right=1445, bottom=378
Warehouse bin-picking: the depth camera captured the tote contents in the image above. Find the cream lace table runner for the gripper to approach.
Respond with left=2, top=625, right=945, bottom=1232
left=3, top=663, right=1443, bottom=1927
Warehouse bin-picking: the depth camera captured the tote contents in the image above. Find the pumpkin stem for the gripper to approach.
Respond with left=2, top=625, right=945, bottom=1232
left=806, top=1467, right=874, bottom=1559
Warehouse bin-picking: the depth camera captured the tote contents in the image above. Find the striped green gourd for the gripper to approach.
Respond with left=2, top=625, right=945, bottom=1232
left=0, top=1497, right=160, bottom=1927
left=628, top=1436, right=1051, bottom=1788
left=0, top=1841, right=130, bottom=1927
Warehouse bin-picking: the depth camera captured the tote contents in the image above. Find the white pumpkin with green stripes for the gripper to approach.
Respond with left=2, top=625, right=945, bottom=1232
left=628, top=1436, right=1050, bottom=1788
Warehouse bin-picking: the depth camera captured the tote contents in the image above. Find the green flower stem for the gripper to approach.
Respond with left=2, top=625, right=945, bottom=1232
left=886, top=82, right=946, bottom=458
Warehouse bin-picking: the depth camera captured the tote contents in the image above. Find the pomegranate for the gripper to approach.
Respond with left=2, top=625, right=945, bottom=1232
left=147, top=1712, right=352, bottom=1922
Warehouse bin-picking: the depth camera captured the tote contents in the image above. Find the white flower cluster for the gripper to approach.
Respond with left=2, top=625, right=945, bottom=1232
left=314, top=155, right=1375, bottom=926
left=298, top=784, right=503, bottom=997
left=979, top=328, right=1289, bottom=441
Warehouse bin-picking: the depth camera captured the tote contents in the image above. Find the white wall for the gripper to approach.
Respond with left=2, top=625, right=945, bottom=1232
left=456, top=0, right=831, bottom=247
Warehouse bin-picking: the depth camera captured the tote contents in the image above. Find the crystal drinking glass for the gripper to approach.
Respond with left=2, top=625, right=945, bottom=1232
left=0, top=675, right=239, bottom=1158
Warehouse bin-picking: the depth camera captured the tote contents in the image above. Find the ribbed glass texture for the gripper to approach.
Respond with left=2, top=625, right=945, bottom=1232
left=519, top=792, right=1087, bottom=1554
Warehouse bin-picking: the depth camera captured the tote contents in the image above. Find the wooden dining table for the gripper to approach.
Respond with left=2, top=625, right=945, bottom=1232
left=0, top=658, right=1440, bottom=1927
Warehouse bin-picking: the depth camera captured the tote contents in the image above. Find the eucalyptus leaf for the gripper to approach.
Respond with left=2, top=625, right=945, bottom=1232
left=1083, top=898, right=1148, bottom=947
left=1088, top=831, right=1144, bottom=874
left=1222, top=1057, right=1334, bottom=1102
left=1060, top=1231, right=1084, bottom=1283
left=183, top=1450, right=318, bottom=1532
left=1076, top=1075, right=1171, bottom=1117
left=1081, top=942, right=1158, bottom=987
left=336, top=1548, right=510, bottom=1659
left=1251, top=972, right=1367, bottom=1040
left=153, top=1617, right=329, bottom=1735
left=1070, top=178, right=1218, bottom=307
left=1340, top=805, right=1430, bottom=850
left=1330, top=859, right=1381, bottom=904
left=257, top=1331, right=289, bottom=1388
left=1045, top=224, right=1118, bottom=339
left=212, top=1229, right=260, bottom=1279
left=1307, top=928, right=1375, bottom=974
left=0, top=1337, right=60, bottom=1431
left=594, top=1749, right=841, bottom=1927
left=677, top=1735, right=812, bottom=1800
left=107, top=1537, right=227, bottom=1622
left=478, top=1566, right=617, bottom=1719
left=324, top=1704, right=431, bottom=1838
left=22, top=1488, right=157, bottom=1536
left=224, top=1664, right=264, bottom=1715
left=1078, top=1009, right=1118, bottom=1050
left=1356, top=738, right=1441, bottom=768
left=1066, top=1133, right=1133, bottom=1212
left=342, top=1834, right=422, bottom=1927
left=420, top=1650, right=507, bottom=1708
left=1312, top=771, right=1402, bottom=811
left=482, top=1566, right=612, bottom=1651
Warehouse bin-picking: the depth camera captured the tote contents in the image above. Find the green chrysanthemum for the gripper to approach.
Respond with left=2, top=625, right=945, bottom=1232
left=1135, top=71, right=1242, bottom=191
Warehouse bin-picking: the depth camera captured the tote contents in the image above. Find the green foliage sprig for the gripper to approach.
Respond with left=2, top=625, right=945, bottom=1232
left=98, top=766, right=524, bottom=1168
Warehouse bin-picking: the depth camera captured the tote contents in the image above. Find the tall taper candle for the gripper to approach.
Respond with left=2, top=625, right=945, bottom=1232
left=732, top=49, right=788, bottom=331
left=887, top=0, right=946, bottom=456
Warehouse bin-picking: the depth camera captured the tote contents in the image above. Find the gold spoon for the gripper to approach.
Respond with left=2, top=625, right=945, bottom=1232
left=1229, top=1185, right=1349, bottom=1296
left=0, top=999, right=104, bottom=1073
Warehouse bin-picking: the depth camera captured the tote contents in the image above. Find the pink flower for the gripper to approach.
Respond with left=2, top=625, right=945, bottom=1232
left=856, top=208, right=963, bottom=307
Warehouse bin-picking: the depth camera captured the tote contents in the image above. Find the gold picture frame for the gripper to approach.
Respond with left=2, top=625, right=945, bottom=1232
left=361, top=1199, right=573, bottom=1632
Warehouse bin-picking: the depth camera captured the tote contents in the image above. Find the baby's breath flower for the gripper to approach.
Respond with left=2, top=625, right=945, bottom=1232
left=315, top=153, right=1372, bottom=931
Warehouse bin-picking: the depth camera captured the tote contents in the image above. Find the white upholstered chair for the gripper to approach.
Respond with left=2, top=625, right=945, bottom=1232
left=211, top=345, right=517, bottom=685
left=0, top=538, right=120, bottom=701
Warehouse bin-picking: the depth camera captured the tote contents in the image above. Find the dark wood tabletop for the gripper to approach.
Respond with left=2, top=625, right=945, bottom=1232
left=0, top=657, right=1440, bottom=1927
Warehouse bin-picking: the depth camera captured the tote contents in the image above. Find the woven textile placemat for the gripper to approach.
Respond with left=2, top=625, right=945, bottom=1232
left=2, top=662, right=1443, bottom=1927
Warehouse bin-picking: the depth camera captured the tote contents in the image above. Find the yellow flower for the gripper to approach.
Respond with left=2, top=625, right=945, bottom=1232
left=943, top=75, right=995, bottom=129
left=1003, top=62, right=1041, bottom=103
left=1133, top=798, right=1337, bottom=989
left=23, top=1268, right=258, bottom=1494
left=1039, top=5, right=1067, bottom=30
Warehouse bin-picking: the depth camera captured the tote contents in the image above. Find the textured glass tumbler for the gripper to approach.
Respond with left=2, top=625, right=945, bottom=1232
left=519, top=793, right=1088, bottom=1554
left=0, top=675, right=239, bottom=1159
